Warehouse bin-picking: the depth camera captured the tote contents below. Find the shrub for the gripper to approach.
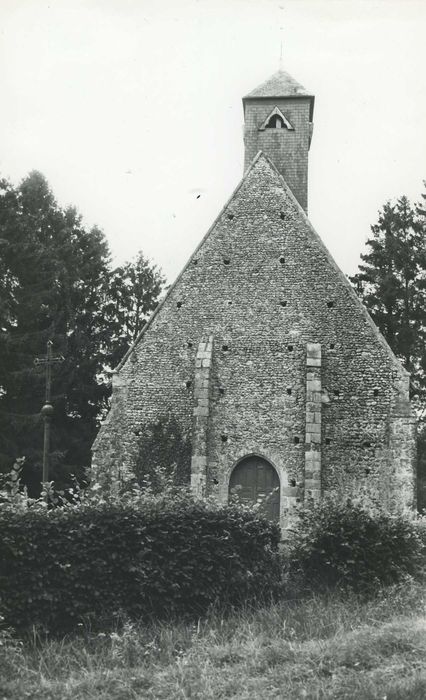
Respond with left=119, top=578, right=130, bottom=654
left=0, top=490, right=281, bottom=634
left=288, top=496, right=425, bottom=593
left=134, top=412, right=192, bottom=489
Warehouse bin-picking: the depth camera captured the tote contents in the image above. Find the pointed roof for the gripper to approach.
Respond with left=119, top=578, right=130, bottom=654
left=244, top=69, right=312, bottom=99
left=243, top=69, right=314, bottom=119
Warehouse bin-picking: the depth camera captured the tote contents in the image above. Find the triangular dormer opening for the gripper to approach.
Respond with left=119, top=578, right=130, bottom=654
left=259, top=107, right=294, bottom=132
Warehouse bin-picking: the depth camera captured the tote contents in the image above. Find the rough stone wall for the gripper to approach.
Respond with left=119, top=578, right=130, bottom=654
left=243, top=97, right=312, bottom=211
left=92, top=152, right=416, bottom=519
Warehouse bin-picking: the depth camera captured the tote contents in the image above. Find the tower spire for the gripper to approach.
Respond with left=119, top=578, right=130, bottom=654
left=279, top=3, right=285, bottom=69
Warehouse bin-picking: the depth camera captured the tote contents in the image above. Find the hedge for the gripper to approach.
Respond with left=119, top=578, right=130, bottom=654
left=288, top=496, right=425, bottom=593
left=0, top=497, right=281, bottom=633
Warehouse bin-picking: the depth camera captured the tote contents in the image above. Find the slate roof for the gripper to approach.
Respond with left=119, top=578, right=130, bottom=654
left=244, top=69, right=313, bottom=100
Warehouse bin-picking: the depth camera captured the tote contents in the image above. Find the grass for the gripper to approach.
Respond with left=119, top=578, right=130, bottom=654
left=1, top=580, right=426, bottom=699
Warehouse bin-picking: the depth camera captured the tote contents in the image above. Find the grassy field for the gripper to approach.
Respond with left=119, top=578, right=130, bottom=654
left=1, top=580, right=426, bottom=700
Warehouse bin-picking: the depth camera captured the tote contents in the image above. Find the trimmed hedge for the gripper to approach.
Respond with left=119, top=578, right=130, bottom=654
left=0, top=497, right=281, bottom=633
left=288, top=496, right=425, bottom=593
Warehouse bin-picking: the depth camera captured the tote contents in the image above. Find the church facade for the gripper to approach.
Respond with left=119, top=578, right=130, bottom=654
left=92, top=70, right=416, bottom=527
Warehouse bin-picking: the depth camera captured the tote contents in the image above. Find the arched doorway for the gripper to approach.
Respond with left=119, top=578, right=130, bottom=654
left=229, top=455, right=280, bottom=523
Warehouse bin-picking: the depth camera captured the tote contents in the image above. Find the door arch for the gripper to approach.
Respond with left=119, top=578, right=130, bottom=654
left=229, top=455, right=280, bottom=523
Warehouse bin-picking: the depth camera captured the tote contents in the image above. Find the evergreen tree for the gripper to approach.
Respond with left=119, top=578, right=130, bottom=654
left=106, top=251, right=165, bottom=369
left=351, top=191, right=426, bottom=405
left=351, top=186, right=426, bottom=510
left=0, top=172, right=166, bottom=494
left=0, top=172, right=112, bottom=492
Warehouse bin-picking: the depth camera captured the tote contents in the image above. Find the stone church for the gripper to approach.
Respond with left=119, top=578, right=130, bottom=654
left=92, top=69, right=416, bottom=527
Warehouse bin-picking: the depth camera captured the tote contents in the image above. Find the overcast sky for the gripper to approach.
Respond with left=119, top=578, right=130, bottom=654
left=1, top=0, right=426, bottom=282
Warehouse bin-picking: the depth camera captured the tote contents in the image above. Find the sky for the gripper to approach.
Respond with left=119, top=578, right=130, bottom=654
left=1, top=0, right=426, bottom=283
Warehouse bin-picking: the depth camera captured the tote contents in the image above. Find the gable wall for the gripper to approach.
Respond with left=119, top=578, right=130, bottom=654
left=92, top=155, right=416, bottom=512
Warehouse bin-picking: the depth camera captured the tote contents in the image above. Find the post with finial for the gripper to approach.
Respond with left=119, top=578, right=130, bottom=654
left=34, top=340, right=64, bottom=485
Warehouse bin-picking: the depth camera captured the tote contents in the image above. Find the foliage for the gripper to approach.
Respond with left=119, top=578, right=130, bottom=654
left=0, top=484, right=281, bottom=634
left=351, top=186, right=426, bottom=510
left=0, top=172, right=165, bottom=495
left=288, top=496, right=425, bottom=593
left=418, top=424, right=426, bottom=513
left=351, top=188, right=426, bottom=408
left=134, top=412, right=191, bottom=489
left=106, top=251, right=165, bottom=370
left=0, top=172, right=112, bottom=492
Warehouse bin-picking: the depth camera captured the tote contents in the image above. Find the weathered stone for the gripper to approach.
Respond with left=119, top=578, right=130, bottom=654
left=307, top=358, right=321, bottom=367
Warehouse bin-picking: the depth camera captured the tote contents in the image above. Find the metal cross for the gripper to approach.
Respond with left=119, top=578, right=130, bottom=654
left=34, top=340, right=64, bottom=484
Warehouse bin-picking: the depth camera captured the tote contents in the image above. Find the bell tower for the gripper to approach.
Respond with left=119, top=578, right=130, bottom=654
left=243, top=69, right=314, bottom=212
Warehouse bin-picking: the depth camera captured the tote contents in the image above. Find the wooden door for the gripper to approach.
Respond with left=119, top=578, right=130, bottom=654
left=229, top=456, right=280, bottom=523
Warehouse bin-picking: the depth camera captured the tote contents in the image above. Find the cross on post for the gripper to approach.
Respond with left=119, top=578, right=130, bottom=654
left=34, top=340, right=64, bottom=484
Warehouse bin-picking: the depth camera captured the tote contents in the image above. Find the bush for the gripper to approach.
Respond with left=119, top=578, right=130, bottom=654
left=0, top=490, right=281, bottom=634
left=288, top=496, right=425, bottom=593
left=134, top=412, right=192, bottom=489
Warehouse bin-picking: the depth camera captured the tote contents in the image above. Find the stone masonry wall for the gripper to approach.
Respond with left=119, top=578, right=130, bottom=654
left=92, top=153, right=416, bottom=519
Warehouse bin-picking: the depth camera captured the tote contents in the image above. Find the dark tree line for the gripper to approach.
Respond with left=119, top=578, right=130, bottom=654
left=0, top=171, right=164, bottom=493
left=351, top=183, right=426, bottom=508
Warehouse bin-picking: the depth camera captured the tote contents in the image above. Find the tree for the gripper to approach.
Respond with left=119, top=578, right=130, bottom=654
left=351, top=186, right=426, bottom=510
left=0, top=172, right=166, bottom=494
left=106, top=251, right=165, bottom=369
left=351, top=191, right=426, bottom=405
left=0, top=172, right=112, bottom=493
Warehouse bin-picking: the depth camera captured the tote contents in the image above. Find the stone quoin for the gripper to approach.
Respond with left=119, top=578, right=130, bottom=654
left=92, top=69, right=417, bottom=528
